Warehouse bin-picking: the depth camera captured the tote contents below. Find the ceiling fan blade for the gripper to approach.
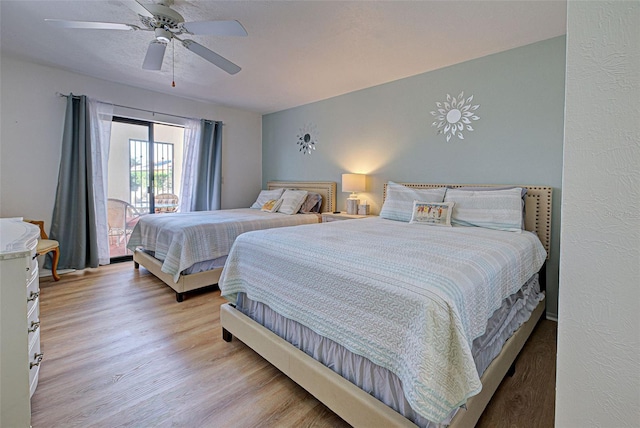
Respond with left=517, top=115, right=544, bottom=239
left=181, top=39, right=241, bottom=75
left=124, top=0, right=154, bottom=18
left=142, top=40, right=167, bottom=70
left=182, top=20, right=247, bottom=37
left=45, top=19, right=135, bottom=30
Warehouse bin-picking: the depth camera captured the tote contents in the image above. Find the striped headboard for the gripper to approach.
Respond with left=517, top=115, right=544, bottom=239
left=267, top=181, right=337, bottom=213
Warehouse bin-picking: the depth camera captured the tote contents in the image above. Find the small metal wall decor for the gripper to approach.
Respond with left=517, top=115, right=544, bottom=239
left=296, top=123, right=318, bottom=154
left=430, top=92, right=480, bottom=142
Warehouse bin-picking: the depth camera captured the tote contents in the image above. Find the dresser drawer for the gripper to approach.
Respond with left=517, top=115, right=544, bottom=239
left=26, top=233, right=37, bottom=266
left=26, top=265, right=39, bottom=312
left=26, top=249, right=37, bottom=281
left=28, top=330, right=42, bottom=398
left=27, top=298, right=40, bottom=348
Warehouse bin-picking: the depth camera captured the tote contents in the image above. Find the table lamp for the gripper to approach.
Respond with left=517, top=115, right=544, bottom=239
left=342, top=173, right=366, bottom=215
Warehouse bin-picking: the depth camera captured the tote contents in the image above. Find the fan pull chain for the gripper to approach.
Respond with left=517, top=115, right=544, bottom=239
left=172, top=39, right=176, bottom=87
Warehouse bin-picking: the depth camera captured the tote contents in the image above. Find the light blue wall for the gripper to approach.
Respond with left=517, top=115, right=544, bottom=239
left=262, top=36, right=565, bottom=318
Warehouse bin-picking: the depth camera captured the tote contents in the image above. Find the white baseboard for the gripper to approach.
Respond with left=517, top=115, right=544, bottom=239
left=39, top=268, right=76, bottom=278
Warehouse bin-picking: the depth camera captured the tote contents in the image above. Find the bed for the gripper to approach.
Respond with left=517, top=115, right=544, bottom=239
left=128, top=181, right=336, bottom=302
left=218, top=183, right=552, bottom=427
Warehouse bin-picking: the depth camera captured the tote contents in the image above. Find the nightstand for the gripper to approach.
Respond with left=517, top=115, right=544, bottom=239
left=321, top=212, right=374, bottom=222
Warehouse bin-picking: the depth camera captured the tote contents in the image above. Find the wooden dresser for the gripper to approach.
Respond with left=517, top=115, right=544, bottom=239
left=0, top=218, right=42, bottom=427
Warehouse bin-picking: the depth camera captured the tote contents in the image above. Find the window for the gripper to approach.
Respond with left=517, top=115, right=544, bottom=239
left=129, top=140, right=175, bottom=210
left=107, top=117, right=184, bottom=259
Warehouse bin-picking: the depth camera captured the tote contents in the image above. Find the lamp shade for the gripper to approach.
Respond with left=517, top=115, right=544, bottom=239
left=341, top=173, right=366, bottom=193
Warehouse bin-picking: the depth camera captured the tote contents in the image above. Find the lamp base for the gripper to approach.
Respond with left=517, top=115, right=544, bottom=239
left=346, top=198, right=359, bottom=215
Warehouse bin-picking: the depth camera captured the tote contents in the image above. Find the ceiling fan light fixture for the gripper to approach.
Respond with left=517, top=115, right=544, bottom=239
left=45, top=0, right=245, bottom=75
left=154, top=27, right=172, bottom=43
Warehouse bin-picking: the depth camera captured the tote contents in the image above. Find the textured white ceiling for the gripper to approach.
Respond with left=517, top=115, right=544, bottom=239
left=0, top=0, right=567, bottom=114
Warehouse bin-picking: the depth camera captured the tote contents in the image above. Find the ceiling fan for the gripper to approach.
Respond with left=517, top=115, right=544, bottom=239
left=45, top=0, right=247, bottom=74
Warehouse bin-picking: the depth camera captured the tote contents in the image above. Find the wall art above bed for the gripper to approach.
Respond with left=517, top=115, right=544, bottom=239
left=430, top=92, right=480, bottom=142
left=296, top=123, right=318, bottom=154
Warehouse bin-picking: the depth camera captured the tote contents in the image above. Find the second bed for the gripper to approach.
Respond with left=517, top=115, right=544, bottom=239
left=128, top=181, right=336, bottom=301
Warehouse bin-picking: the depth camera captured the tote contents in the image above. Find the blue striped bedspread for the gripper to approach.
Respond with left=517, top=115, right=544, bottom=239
left=220, top=217, right=546, bottom=423
left=126, top=208, right=319, bottom=282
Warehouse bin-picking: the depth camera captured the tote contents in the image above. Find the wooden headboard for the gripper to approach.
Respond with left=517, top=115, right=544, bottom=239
left=267, top=181, right=337, bottom=213
left=383, top=183, right=552, bottom=258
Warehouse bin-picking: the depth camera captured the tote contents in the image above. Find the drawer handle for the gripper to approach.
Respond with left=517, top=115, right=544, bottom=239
left=28, top=321, right=41, bottom=333
left=30, top=352, right=44, bottom=369
left=27, top=291, right=40, bottom=302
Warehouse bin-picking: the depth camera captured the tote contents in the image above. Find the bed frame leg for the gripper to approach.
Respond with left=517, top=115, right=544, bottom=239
left=134, top=261, right=139, bottom=269
left=176, top=292, right=184, bottom=303
left=222, top=328, right=233, bottom=342
left=539, top=262, right=547, bottom=293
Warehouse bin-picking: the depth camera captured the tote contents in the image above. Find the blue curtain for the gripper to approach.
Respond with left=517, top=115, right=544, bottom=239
left=49, top=95, right=99, bottom=269
left=191, top=120, right=222, bottom=211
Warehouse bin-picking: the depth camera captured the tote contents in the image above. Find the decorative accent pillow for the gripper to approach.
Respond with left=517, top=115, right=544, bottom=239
left=409, top=201, right=454, bottom=226
left=444, top=187, right=524, bottom=232
left=299, top=192, right=323, bottom=213
left=277, top=189, right=308, bottom=215
left=261, top=199, right=282, bottom=213
left=380, top=182, right=447, bottom=222
left=250, top=188, right=285, bottom=209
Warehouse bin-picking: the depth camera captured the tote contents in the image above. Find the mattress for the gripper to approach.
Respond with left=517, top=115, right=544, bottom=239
left=220, top=217, right=547, bottom=422
left=127, top=208, right=319, bottom=281
left=235, top=273, right=543, bottom=427
left=143, top=250, right=227, bottom=275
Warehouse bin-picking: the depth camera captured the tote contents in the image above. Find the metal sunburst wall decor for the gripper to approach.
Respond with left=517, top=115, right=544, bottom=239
left=430, top=92, right=480, bottom=142
left=296, top=123, right=318, bottom=155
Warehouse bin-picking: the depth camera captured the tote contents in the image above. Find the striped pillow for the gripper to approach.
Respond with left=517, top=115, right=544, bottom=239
left=444, top=187, right=524, bottom=232
left=380, top=182, right=447, bottom=222
left=277, top=189, right=308, bottom=215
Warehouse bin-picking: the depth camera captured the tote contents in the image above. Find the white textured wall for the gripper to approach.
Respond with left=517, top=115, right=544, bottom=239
left=556, top=1, right=640, bottom=427
left=0, top=56, right=262, bottom=227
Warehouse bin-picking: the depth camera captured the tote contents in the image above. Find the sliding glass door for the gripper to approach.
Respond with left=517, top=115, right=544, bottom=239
left=107, top=117, right=185, bottom=260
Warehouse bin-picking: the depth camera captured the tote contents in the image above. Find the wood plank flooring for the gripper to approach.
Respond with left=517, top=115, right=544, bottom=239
left=32, top=263, right=556, bottom=427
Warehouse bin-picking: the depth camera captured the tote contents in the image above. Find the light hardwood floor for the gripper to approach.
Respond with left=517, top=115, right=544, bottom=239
left=32, top=263, right=556, bottom=427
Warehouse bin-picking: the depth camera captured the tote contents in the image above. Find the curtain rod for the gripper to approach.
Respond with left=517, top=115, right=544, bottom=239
left=55, top=92, right=218, bottom=124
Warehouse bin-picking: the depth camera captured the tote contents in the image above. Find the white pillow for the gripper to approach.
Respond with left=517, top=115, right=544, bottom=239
left=250, top=188, right=285, bottom=209
left=444, top=187, right=524, bottom=232
left=409, top=201, right=454, bottom=226
left=380, top=182, right=447, bottom=222
left=277, top=189, right=308, bottom=215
